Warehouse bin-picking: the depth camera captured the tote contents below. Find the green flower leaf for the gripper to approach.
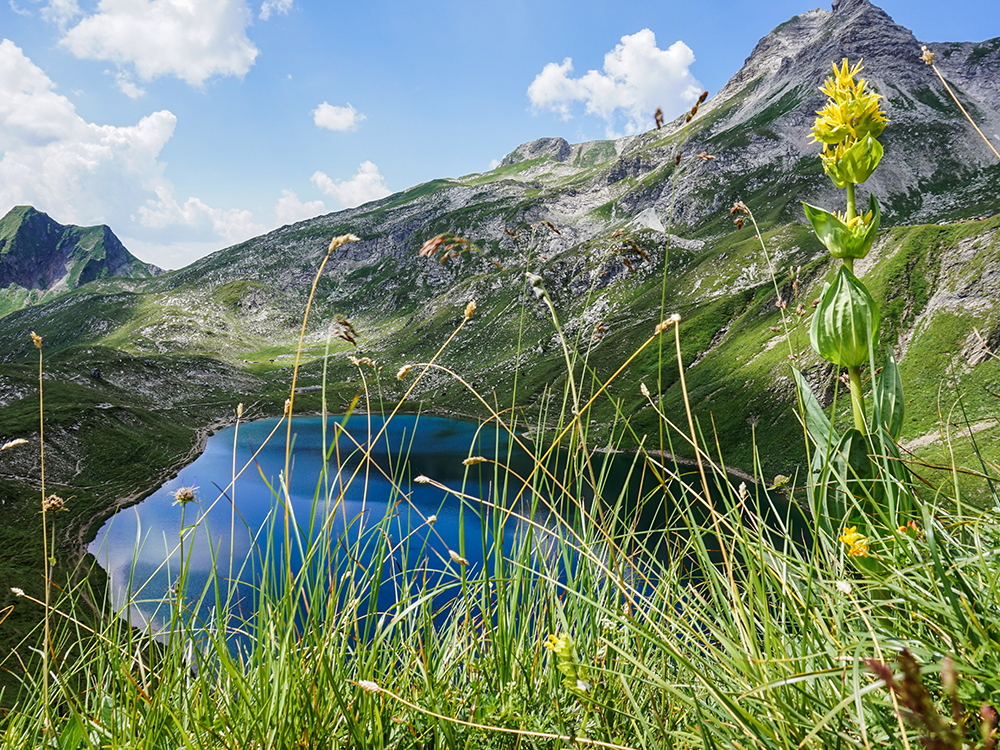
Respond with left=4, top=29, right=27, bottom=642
left=803, top=194, right=881, bottom=259
left=821, top=135, right=884, bottom=188
left=874, top=348, right=904, bottom=440
left=809, top=266, right=880, bottom=368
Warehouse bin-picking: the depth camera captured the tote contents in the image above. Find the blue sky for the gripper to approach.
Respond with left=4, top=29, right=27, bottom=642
left=1, top=0, right=996, bottom=269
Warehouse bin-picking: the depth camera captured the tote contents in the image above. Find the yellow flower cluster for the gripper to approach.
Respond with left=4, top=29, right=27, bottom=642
left=839, top=526, right=870, bottom=557
left=811, top=59, right=888, bottom=187
left=812, top=59, right=887, bottom=146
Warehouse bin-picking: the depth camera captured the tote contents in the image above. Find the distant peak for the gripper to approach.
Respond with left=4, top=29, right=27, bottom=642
left=831, top=0, right=872, bottom=12
left=500, top=137, right=571, bottom=167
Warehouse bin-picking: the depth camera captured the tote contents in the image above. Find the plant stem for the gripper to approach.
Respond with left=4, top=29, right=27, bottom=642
left=847, top=365, right=866, bottom=433
left=846, top=182, right=856, bottom=222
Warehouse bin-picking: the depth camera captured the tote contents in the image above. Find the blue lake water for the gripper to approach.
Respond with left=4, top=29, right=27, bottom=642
left=89, top=413, right=788, bottom=633
left=89, top=414, right=581, bottom=631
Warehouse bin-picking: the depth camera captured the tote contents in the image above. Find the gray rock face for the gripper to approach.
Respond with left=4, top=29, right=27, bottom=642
left=501, top=137, right=572, bottom=166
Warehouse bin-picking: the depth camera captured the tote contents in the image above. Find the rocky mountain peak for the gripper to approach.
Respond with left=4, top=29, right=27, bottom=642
left=501, top=137, right=572, bottom=166
left=0, top=206, right=162, bottom=312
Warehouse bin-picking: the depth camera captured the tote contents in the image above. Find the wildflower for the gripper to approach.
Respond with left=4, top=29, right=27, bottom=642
left=396, top=364, right=412, bottom=380
left=839, top=526, right=870, bottom=557
left=41, top=494, right=65, bottom=512
left=462, top=456, right=488, bottom=465
left=836, top=580, right=853, bottom=595
left=171, top=486, right=198, bottom=505
left=1, top=438, right=28, bottom=451
left=11, top=587, right=24, bottom=597
left=449, top=550, right=469, bottom=566
left=810, top=59, right=887, bottom=187
left=802, top=196, right=881, bottom=259
left=544, top=633, right=568, bottom=653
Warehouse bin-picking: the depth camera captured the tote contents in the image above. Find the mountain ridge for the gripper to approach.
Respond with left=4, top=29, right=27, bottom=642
left=0, top=206, right=163, bottom=316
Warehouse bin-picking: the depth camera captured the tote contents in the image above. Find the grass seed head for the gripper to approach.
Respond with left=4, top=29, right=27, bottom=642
left=396, top=364, right=412, bottom=380
left=30, top=331, right=42, bottom=349
left=42, top=494, right=66, bottom=512
left=464, top=300, right=476, bottom=320
left=171, top=486, right=198, bottom=505
left=1, top=438, right=28, bottom=451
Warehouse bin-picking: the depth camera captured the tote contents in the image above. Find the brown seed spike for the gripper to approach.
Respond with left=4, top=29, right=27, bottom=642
left=675, top=154, right=682, bottom=166
left=418, top=234, right=448, bottom=258
left=654, top=107, right=664, bottom=129
left=698, top=91, right=709, bottom=104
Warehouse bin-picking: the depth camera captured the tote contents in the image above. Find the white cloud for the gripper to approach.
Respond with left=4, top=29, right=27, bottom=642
left=41, top=0, right=82, bottom=28
left=138, top=187, right=265, bottom=245
left=259, top=0, right=292, bottom=20
left=59, top=0, right=259, bottom=88
left=0, top=40, right=264, bottom=268
left=114, top=71, right=145, bottom=98
left=527, top=29, right=702, bottom=137
left=274, top=189, right=325, bottom=226
left=313, top=102, right=365, bottom=132
left=0, top=38, right=174, bottom=220
left=9, top=2, right=32, bottom=17
left=311, top=161, right=390, bottom=208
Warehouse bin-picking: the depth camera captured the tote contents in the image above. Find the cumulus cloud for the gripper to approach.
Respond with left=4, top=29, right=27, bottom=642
left=138, top=187, right=266, bottom=245
left=259, top=0, right=292, bottom=20
left=311, top=161, right=390, bottom=208
left=313, top=102, right=365, bottom=132
left=274, top=189, right=325, bottom=226
left=527, top=29, right=702, bottom=137
left=0, top=40, right=264, bottom=268
left=0, top=38, right=175, bottom=221
left=59, top=0, right=259, bottom=88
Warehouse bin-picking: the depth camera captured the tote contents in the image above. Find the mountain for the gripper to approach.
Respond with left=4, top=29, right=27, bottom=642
left=1, top=0, right=999, bottom=502
left=0, top=206, right=162, bottom=316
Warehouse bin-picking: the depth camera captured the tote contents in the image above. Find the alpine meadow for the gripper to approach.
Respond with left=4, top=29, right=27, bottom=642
left=1, top=0, right=1000, bottom=747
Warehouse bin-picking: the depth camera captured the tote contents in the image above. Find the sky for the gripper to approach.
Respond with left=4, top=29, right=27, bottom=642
left=1, top=0, right=997, bottom=269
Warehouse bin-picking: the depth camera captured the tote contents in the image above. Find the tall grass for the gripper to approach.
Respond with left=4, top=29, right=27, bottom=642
left=3, top=82, right=1000, bottom=750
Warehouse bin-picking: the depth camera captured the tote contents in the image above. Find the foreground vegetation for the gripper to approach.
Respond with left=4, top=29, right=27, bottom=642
left=1, top=56, right=999, bottom=749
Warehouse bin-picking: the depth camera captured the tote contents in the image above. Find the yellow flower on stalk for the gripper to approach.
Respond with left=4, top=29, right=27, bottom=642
left=811, top=59, right=888, bottom=187
left=839, top=526, right=870, bottom=557
left=812, top=59, right=887, bottom=145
